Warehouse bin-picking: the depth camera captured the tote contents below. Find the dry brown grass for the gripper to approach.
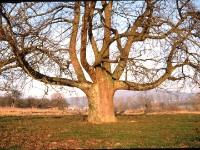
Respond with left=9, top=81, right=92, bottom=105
left=150, top=110, right=200, bottom=114
left=0, top=107, right=87, bottom=116
left=0, top=107, right=199, bottom=116
left=123, top=109, right=200, bottom=115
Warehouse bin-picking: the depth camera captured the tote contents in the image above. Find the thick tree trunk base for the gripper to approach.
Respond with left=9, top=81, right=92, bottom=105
left=85, top=69, right=117, bottom=123
left=87, top=84, right=117, bottom=123
left=88, top=112, right=117, bottom=123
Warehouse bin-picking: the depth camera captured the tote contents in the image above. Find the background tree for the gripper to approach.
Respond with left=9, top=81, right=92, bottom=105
left=24, top=97, right=42, bottom=108
left=50, top=93, right=68, bottom=110
left=190, top=93, right=200, bottom=111
left=0, top=1, right=199, bottom=123
left=6, top=89, right=22, bottom=108
left=137, top=93, right=154, bottom=114
left=0, top=96, right=13, bottom=107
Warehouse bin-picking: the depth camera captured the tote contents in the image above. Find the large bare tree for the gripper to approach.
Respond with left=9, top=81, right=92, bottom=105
left=0, top=0, right=199, bottom=123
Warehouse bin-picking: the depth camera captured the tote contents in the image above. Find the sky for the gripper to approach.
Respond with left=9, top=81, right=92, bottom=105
left=19, top=1, right=200, bottom=98
left=1, top=1, right=200, bottom=99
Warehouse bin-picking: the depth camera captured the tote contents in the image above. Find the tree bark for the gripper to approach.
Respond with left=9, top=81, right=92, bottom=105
left=85, top=68, right=117, bottom=123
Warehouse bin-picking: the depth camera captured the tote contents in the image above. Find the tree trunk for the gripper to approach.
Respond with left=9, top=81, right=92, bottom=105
left=85, top=68, right=117, bottom=123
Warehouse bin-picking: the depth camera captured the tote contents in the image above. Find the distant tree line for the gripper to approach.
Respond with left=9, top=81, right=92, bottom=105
left=114, top=93, right=200, bottom=113
left=1, top=89, right=199, bottom=113
left=0, top=90, right=68, bottom=110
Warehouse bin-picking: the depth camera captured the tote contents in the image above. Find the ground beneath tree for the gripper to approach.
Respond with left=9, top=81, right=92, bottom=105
left=0, top=114, right=199, bottom=149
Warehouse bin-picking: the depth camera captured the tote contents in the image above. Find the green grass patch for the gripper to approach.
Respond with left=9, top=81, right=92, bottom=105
left=0, top=114, right=199, bottom=149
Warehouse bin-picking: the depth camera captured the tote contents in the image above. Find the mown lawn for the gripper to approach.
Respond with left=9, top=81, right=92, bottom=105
left=0, top=114, right=199, bottom=149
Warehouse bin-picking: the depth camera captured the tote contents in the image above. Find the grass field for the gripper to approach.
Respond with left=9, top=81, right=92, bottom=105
left=0, top=114, right=200, bottom=149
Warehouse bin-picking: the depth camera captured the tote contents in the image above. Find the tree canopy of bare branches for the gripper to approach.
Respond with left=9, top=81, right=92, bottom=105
left=0, top=0, right=199, bottom=123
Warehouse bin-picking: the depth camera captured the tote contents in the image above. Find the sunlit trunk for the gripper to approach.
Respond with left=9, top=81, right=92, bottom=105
left=85, top=68, right=117, bottom=123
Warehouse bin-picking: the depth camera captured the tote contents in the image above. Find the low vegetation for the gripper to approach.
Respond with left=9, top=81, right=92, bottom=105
left=0, top=91, right=68, bottom=110
left=0, top=114, right=199, bottom=149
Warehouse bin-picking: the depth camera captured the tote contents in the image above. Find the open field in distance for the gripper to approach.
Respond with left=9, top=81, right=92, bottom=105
left=0, top=107, right=80, bottom=116
left=0, top=107, right=200, bottom=116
